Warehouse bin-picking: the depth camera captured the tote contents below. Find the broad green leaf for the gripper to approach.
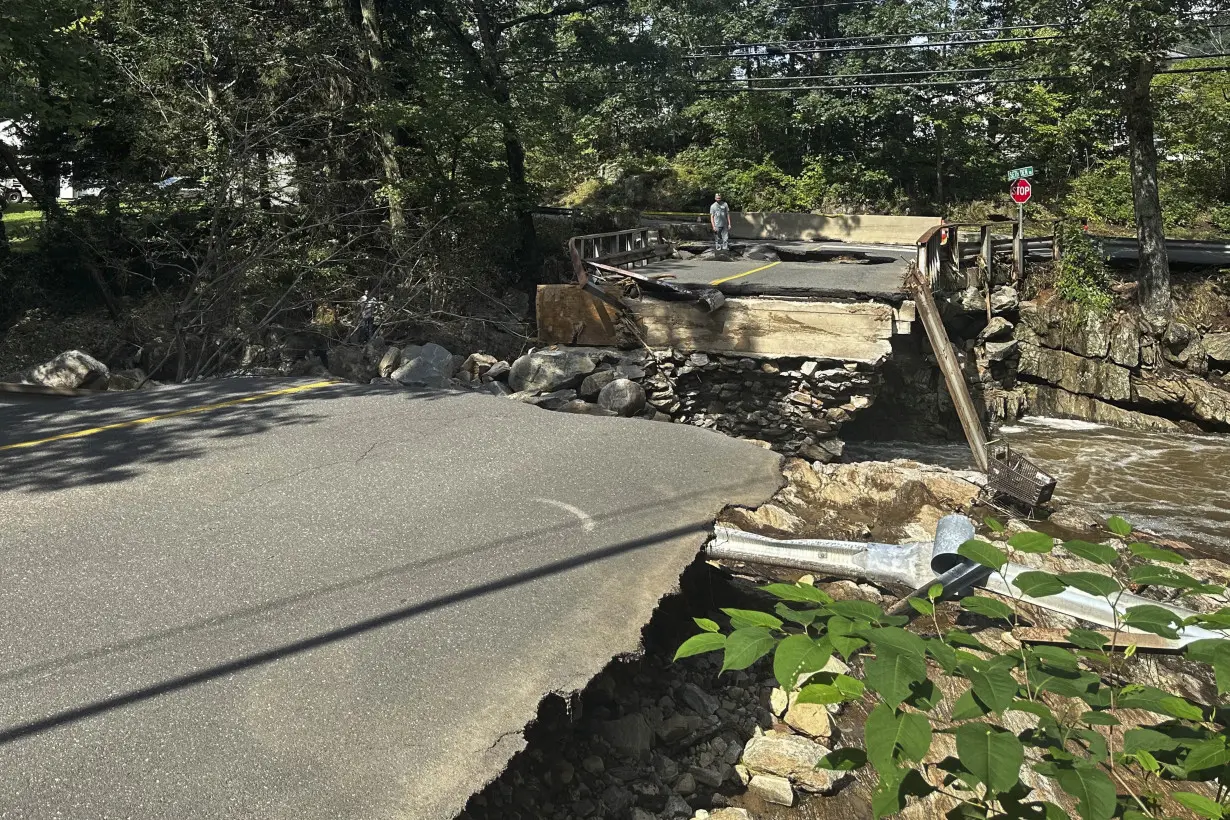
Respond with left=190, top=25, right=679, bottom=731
left=1122, top=727, right=1187, bottom=754
left=1129, top=565, right=1222, bottom=594
left=1063, top=540, right=1119, bottom=565
left=833, top=674, right=866, bottom=700
left=968, top=662, right=1019, bottom=714
left=864, top=649, right=928, bottom=708
left=773, top=634, right=833, bottom=691
left=1184, top=736, right=1230, bottom=774
left=775, top=602, right=819, bottom=627
left=1106, top=516, right=1133, bottom=538
left=959, top=538, right=1007, bottom=570
left=827, top=599, right=887, bottom=623
left=961, top=595, right=1017, bottom=623
left=1078, top=710, right=1119, bottom=726
left=675, top=632, right=725, bottom=661
left=1008, top=531, right=1055, bottom=553
left=1073, top=728, right=1109, bottom=763
left=694, top=617, right=720, bottom=633
left=865, top=704, right=931, bottom=774
left=1117, top=686, right=1204, bottom=721
left=955, top=721, right=1024, bottom=795
left=722, top=608, right=783, bottom=630
left=1054, top=763, right=1117, bottom=820
left=1126, top=540, right=1186, bottom=564
left=1013, top=570, right=1068, bottom=598
left=860, top=626, right=928, bottom=659
left=927, top=582, right=944, bottom=600
left=1058, top=572, right=1121, bottom=597
left=927, top=638, right=958, bottom=673
left=797, top=674, right=865, bottom=705
left=908, top=597, right=935, bottom=616
left=1066, top=629, right=1110, bottom=650
left=905, top=678, right=940, bottom=711
left=721, top=627, right=776, bottom=672
left=952, top=688, right=991, bottom=720
left=1121, top=604, right=1182, bottom=639
left=1186, top=639, right=1230, bottom=696
left=1173, top=792, right=1225, bottom=819
left=763, top=583, right=834, bottom=604
left=946, top=630, right=992, bottom=652
left=816, top=747, right=868, bottom=772
left=1130, top=749, right=1160, bottom=774
left=1009, top=699, right=1057, bottom=721
left=1029, top=644, right=1080, bottom=672
left=985, top=516, right=1006, bottom=533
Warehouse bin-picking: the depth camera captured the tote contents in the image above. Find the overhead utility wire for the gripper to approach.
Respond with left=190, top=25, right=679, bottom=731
left=685, top=33, right=1064, bottom=58
left=686, top=22, right=1060, bottom=52
left=694, top=64, right=1020, bottom=83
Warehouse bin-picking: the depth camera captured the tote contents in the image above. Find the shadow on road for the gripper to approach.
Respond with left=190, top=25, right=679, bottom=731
left=0, top=515, right=714, bottom=746
left=0, top=379, right=460, bottom=494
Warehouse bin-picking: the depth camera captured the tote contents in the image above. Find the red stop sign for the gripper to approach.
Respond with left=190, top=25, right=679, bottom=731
left=1010, top=178, right=1032, bottom=204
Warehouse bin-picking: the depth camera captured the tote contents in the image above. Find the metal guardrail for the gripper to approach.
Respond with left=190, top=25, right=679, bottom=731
left=1093, top=235, right=1230, bottom=267
left=917, top=221, right=1061, bottom=289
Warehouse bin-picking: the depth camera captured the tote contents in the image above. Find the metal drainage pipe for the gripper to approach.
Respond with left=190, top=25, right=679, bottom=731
left=706, top=514, right=1220, bottom=645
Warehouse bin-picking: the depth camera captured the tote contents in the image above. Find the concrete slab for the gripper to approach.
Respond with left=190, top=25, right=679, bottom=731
left=0, top=379, right=782, bottom=820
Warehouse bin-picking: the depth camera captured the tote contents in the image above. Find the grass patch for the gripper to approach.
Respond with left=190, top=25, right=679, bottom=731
left=2, top=203, right=43, bottom=252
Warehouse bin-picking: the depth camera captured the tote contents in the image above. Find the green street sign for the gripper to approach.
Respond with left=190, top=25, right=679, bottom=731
left=1008, top=166, right=1035, bottom=181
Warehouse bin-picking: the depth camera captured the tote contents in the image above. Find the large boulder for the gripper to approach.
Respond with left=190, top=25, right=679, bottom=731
left=598, top=378, right=647, bottom=417
left=19, top=350, right=110, bottom=390
left=579, top=369, right=618, bottom=400
left=1134, top=374, right=1230, bottom=430
left=107, top=368, right=148, bottom=391
left=327, top=344, right=377, bottom=383
left=378, top=346, right=403, bottom=378
left=391, top=342, right=454, bottom=388
left=1027, top=384, right=1181, bottom=432
left=1018, top=342, right=1131, bottom=402
left=1206, top=332, right=1230, bottom=366
left=740, top=731, right=835, bottom=793
left=509, top=349, right=597, bottom=394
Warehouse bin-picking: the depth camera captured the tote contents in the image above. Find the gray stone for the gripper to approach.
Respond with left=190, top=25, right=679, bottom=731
left=616, top=363, right=647, bottom=380
left=378, top=346, right=403, bottom=378
left=984, top=340, right=1019, bottom=362
left=632, top=809, right=658, bottom=820
left=601, top=714, right=654, bottom=761
left=689, top=765, right=725, bottom=788
left=391, top=342, right=454, bottom=388
left=327, top=345, right=378, bottom=383
left=709, top=810, right=752, bottom=820
left=580, top=369, right=619, bottom=400
left=1134, top=374, right=1230, bottom=428
left=582, top=755, right=605, bottom=774
left=978, top=316, right=1014, bottom=342
left=663, top=795, right=694, bottom=818
left=509, top=349, right=597, bottom=393
left=485, top=360, right=511, bottom=382
left=679, top=683, right=719, bottom=716
left=1109, top=315, right=1141, bottom=367
left=990, top=285, right=1020, bottom=314
left=657, top=714, right=702, bottom=744
left=530, top=389, right=579, bottom=410
left=20, top=350, right=110, bottom=390
left=783, top=701, right=832, bottom=738
left=741, top=731, right=835, bottom=793
left=599, top=378, right=647, bottom=417
left=602, top=785, right=633, bottom=813
left=689, top=353, right=711, bottom=368
left=1174, top=339, right=1209, bottom=376
left=1049, top=504, right=1103, bottom=532
left=458, top=352, right=497, bottom=379
left=557, top=400, right=618, bottom=416
left=1018, top=343, right=1131, bottom=402
left=1206, top=333, right=1230, bottom=365
left=748, top=774, right=794, bottom=806
left=485, top=381, right=512, bottom=397
left=106, top=368, right=147, bottom=391
left=674, top=773, right=696, bottom=796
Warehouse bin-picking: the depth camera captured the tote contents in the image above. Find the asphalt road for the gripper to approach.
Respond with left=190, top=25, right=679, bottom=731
left=0, top=379, right=782, bottom=819
left=657, top=241, right=913, bottom=301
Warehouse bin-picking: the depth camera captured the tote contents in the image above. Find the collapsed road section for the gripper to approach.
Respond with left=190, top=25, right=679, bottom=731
left=0, top=380, right=782, bottom=820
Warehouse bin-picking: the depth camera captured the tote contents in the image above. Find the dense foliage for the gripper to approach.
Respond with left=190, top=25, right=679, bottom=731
left=678, top=516, right=1230, bottom=819
left=1, top=0, right=1227, bottom=362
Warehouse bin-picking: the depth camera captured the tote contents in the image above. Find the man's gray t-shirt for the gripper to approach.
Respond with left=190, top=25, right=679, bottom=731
left=710, top=201, right=730, bottom=229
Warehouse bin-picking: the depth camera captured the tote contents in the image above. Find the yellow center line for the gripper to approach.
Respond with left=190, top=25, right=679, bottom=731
left=0, top=380, right=340, bottom=452
left=709, top=260, right=782, bottom=286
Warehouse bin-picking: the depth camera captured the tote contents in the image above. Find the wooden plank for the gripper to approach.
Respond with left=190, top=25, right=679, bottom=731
left=628, top=298, right=894, bottom=362
left=1014, top=627, right=1186, bottom=655
left=536, top=285, right=627, bottom=346
left=907, top=269, right=989, bottom=471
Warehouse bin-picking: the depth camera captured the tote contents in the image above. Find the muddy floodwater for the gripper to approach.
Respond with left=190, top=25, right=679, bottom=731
left=848, top=417, right=1230, bottom=552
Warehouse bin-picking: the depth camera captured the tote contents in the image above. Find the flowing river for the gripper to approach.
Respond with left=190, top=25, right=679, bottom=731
left=848, top=417, right=1230, bottom=552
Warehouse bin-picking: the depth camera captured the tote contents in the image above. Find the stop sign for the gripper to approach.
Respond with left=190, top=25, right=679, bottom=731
left=1010, top=178, right=1032, bottom=204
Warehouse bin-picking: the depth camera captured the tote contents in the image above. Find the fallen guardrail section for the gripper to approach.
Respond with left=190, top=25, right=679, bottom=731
left=708, top=514, right=1219, bottom=647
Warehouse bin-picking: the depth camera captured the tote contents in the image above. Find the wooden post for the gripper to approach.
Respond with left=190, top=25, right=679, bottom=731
left=907, top=269, right=989, bottom=472
left=980, top=225, right=993, bottom=283
left=1052, top=220, right=1063, bottom=266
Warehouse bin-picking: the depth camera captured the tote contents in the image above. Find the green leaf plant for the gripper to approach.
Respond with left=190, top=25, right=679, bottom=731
left=676, top=516, right=1230, bottom=819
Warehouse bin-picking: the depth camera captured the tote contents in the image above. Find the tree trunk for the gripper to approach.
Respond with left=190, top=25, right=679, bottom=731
left=1125, top=57, right=1171, bottom=329
left=357, top=0, right=408, bottom=238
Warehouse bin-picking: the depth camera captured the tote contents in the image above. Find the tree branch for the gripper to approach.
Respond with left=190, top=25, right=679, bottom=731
left=498, top=0, right=625, bottom=33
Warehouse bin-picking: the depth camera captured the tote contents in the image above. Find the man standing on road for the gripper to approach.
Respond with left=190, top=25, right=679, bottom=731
left=710, top=193, right=731, bottom=253
left=357, top=290, right=377, bottom=343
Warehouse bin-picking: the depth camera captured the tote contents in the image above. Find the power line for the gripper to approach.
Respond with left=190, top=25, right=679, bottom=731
left=695, top=64, right=1021, bottom=84
left=685, top=33, right=1064, bottom=58
left=686, top=22, right=1060, bottom=52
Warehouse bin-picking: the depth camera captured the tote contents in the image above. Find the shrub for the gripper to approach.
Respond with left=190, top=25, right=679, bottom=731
left=678, top=515, right=1230, bottom=820
left=1056, top=226, right=1113, bottom=313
